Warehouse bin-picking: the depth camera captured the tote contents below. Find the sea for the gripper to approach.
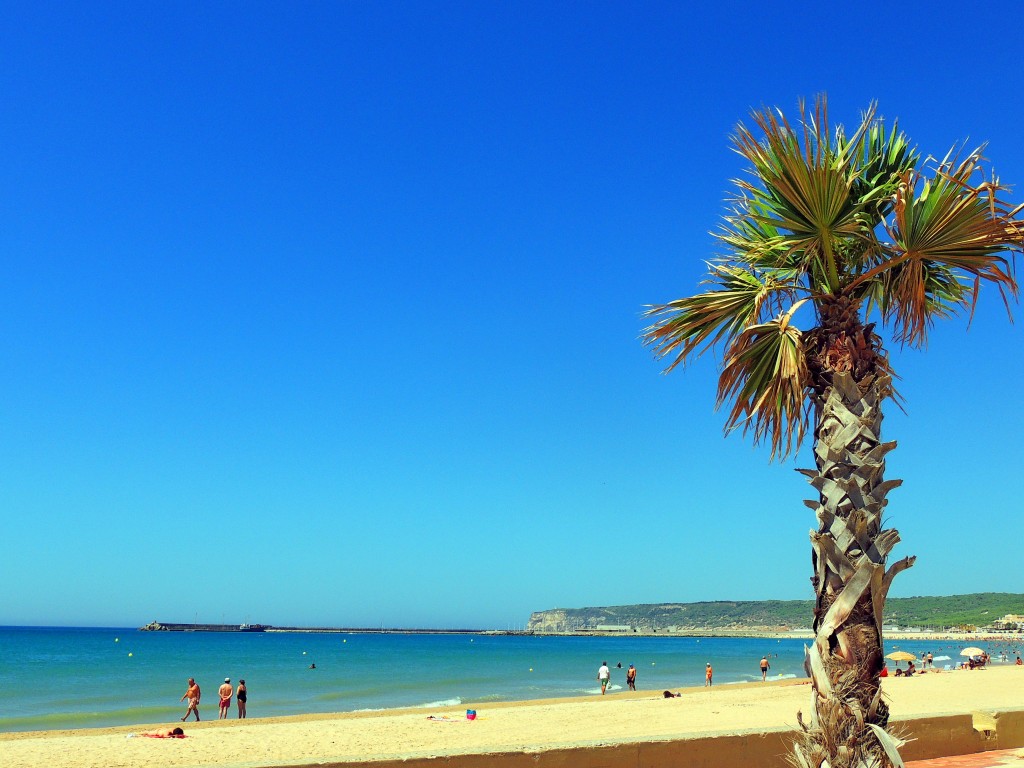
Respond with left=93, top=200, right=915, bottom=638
left=0, top=627, right=1018, bottom=733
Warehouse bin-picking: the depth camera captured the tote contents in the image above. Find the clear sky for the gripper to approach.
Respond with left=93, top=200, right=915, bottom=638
left=2, top=1, right=1021, bottom=629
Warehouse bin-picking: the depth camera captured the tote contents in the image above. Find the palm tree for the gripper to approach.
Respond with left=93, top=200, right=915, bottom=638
left=642, top=97, right=1021, bottom=768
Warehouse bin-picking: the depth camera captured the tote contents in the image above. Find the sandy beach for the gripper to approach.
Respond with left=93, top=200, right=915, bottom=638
left=2, top=666, right=1021, bottom=768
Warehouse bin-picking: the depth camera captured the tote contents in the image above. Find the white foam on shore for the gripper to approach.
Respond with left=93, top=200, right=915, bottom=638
left=578, top=683, right=624, bottom=695
left=723, top=673, right=798, bottom=685
left=415, top=698, right=462, bottom=709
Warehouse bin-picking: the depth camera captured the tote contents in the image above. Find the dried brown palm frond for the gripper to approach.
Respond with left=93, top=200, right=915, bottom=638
left=716, top=301, right=808, bottom=459
left=852, top=150, right=1020, bottom=346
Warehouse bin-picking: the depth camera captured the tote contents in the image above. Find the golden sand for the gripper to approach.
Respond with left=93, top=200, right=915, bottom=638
left=1, top=667, right=1020, bottom=768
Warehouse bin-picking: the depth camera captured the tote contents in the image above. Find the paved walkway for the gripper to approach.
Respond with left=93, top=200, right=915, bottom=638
left=907, top=748, right=1024, bottom=767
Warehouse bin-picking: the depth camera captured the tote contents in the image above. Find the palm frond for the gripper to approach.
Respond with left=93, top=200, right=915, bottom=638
left=644, top=95, right=1021, bottom=462
left=846, top=114, right=919, bottom=224
left=718, top=197, right=815, bottom=277
left=642, top=264, right=798, bottom=372
left=728, top=99, right=872, bottom=292
left=716, top=305, right=809, bottom=459
left=867, top=261, right=970, bottom=340
left=868, top=151, right=1022, bottom=345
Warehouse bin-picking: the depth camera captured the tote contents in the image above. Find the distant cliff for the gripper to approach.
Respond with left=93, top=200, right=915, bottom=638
left=527, top=593, right=1024, bottom=633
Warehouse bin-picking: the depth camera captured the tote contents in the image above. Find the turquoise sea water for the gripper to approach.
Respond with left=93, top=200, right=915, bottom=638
left=0, top=627, right=1015, bottom=733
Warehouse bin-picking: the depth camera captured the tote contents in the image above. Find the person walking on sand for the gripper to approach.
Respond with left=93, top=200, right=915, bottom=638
left=597, top=661, right=611, bottom=695
left=704, top=663, right=713, bottom=687
left=760, top=655, right=770, bottom=681
left=180, top=678, right=201, bottom=721
left=218, top=678, right=233, bottom=719
left=236, top=679, right=247, bottom=718
left=626, top=664, right=636, bottom=691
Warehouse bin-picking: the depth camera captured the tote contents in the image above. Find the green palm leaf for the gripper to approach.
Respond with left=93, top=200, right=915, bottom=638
left=846, top=116, right=918, bottom=223
left=729, top=100, right=871, bottom=291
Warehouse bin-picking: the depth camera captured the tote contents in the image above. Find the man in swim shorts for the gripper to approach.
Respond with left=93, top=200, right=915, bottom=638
left=180, top=678, right=201, bottom=721
left=597, top=661, right=610, bottom=695
left=218, top=678, right=233, bottom=719
left=626, top=664, right=636, bottom=691
left=760, top=655, right=770, bottom=681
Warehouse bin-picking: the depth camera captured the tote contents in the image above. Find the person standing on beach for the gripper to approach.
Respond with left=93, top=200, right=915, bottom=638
left=626, top=664, right=636, bottom=691
left=218, top=678, right=233, bottom=719
left=180, top=678, right=201, bottom=721
left=704, top=663, right=713, bottom=687
left=760, top=655, right=770, bottom=681
left=236, top=679, right=247, bottom=718
left=597, top=661, right=610, bottom=694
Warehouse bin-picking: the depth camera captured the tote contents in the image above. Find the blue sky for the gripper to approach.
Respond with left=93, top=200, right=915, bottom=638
left=2, top=1, right=1021, bottom=629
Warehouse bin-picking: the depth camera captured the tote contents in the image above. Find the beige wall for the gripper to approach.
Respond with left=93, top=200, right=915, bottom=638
left=341, top=709, right=1024, bottom=768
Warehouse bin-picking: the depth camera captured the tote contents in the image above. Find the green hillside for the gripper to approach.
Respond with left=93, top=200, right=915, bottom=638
left=527, top=593, right=1024, bottom=632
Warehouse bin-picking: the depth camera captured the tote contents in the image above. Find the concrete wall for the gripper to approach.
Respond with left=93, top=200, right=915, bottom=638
left=896, top=709, right=1024, bottom=761
left=315, top=709, right=1024, bottom=768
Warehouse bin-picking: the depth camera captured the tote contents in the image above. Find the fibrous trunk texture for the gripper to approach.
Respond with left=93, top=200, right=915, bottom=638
left=792, top=299, right=915, bottom=768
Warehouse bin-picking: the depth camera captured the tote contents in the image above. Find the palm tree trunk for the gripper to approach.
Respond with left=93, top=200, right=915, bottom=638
left=792, top=369, right=915, bottom=768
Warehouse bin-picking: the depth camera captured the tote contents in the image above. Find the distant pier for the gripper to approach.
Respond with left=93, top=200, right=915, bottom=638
left=138, top=621, right=515, bottom=634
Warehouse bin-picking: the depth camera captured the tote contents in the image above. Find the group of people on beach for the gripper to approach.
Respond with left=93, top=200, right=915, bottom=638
left=598, top=654, right=776, bottom=695
left=597, top=661, right=638, bottom=694
left=179, top=676, right=247, bottom=721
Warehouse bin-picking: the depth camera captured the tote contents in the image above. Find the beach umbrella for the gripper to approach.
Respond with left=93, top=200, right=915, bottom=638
left=960, top=647, right=984, bottom=657
left=885, top=651, right=917, bottom=662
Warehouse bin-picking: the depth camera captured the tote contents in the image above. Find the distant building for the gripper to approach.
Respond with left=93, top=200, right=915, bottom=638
left=990, top=614, right=1022, bottom=631
left=595, top=625, right=631, bottom=632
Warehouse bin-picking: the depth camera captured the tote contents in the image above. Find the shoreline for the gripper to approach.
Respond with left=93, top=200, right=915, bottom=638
left=136, top=622, right=1023, bottom=642
left=2, top=667, right=1021, bottom=768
